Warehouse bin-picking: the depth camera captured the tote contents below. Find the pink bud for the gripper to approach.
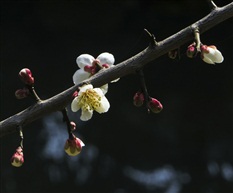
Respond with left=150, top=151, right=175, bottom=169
left=72, top=91, right=79, bottom=98
left=133, top=92, right=145, bottom=107
left=186, top=43, right=197, bottom=58
left=19, top=68, right=34, bottom=85
left=64, top=135, right=85, bottom=156
left=70, top=121, right=76, bottom=131
left=148, top=98, right=163, bottom=113
left=15, top=88, right=30, bottom=99
left=11, top=146, right=24, bottom=167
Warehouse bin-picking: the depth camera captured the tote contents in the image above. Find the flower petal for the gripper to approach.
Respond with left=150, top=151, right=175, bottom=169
left=76, top=54, right=95, bottom=69
left=79, top=84, right=93, bottom=93
left=212, top=49, right=224, bottom=63
left=80, top=109, right=93, bottom=121
left=100, top=84, right=108, bottom=95
left=71, top=97, right=80, bottom=112
left=95, top=96, right=110, bottom=113
left=97, top=52, right=115, bottom=66
left=202, top=55, right=215, bottom=64
left=73, top=69, right=90, bottom=85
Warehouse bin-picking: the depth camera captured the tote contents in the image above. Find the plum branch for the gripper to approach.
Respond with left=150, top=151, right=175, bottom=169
left=0, top=2, right=233, bottom=138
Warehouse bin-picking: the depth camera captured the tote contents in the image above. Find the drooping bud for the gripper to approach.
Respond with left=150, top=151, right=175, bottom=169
left=19, top=68, right=34, bottom=85
left=64, top=134, right=85, bottom=156
left=70, top=121, right=76, bottom=131
left=148, top=98, right=163, bottom=113
left=186, top=43, right=197, bottom=58
left=133, top=92, right=145, bottom=107
left=168, top=49, right=178, bottom=59
left=11, top=146, right=24, bottom=167
left=200, top=45, right=224, bottom=64
left=15, top=88, right=30, bottom=99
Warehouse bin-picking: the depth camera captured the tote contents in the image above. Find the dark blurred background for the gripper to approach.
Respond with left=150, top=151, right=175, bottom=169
left=1, top=0, right=233, bottom=193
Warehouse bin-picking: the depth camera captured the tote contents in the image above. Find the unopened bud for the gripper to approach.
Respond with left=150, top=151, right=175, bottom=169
left=19, top=68, right=34, bottom=85
left=186, top=43, right=197, bottom=58
left=133, top=92, right=145, bottom=107
left=148, top=98, right=163, bottom=113
left=72, top=91, right=79, bottom=98
left=11, top=146, right=24, bottom=167
left=15, top=88, right=30, bottom=99
left=64, top=134, right=85, bottom=156
left=70, top=121, right=76, bottom=131
left=168, top=49, right=178, bottom=59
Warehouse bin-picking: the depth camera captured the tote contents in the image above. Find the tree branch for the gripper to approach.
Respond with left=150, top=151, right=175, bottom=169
left=0, top=2, right=233, bottom=138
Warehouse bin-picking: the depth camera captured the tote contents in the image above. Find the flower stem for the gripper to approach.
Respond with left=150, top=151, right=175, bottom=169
left=27, top=85, right=41, bottom=102
left=18, top=125, right=24, bottom=148
left=61, top=108, right=73, bottom=139
left=207, top=0, right=217, bottom=10
left=137, top=69, right=150, bottom=113
left=194, top=28, right=201, bottom=52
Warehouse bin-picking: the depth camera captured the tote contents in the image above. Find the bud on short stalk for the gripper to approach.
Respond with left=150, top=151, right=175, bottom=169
left=19, top=68, right=34, bottom=85
left=11, top=146, right=24, bottom=167
left=64, top=134, right=85, bottom=156
left=133, top=92, right=145, bottom=107
left=15, top=88, right=30, bottom=99
left=148, top=97, right=163, bottom=113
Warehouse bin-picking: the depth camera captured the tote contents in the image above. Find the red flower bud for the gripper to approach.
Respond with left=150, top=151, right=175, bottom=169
left=11, top=146, right=24, bottom=167
left=186, top=43, right=197, bottom=58
left=133, top=92, right=145, bottom=107
left=64, top=134, right=85, bottom=156
left=148, top=98, right=163, bottom=113
left=15, top=88, right=30, bottom=99
left=19, top=68, right=34, bottom=85
left=70, top=121, right=76, bottom=131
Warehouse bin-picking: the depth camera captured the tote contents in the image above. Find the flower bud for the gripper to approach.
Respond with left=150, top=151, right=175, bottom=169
left=186, top=43, right=197, bottom=58
left=64, top=134, right=85, bottom=156
left=19, top=68, right=34, bottom=85
left=15, top=88, right=30, bottom=99
left=133, top=92, right=145, bottom=107
left=11, top=146, right=24, bottom=167
left=200, top=45, right=224, bottom=64
left=148, top=98, right=163, bottom=113
left=70, top=121, right=76, bottom=131
left=168, top=49, right=178, bottom=59
left=72, top=91, right=79, bottom=98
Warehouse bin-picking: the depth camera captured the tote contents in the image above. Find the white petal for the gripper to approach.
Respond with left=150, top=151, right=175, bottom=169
left=100, top=84, right=108, bottom=95
left=73, top=69, right=90, bottom=85
left=213, top=50, right=224, bottom=63
left=80, top=109, right=93, bottom=121
left=202, top=55, right=215, bottom=64
left=95, top=96, right=110, bottom=113
left=93, top=88, right=104, bottom=97
left=71, top=98, right=80, bottom=112
left=97, top=52, right=115, bottom=66
left=79, top=84, right=93, bottom=93
left=76, top=54, right=95, bottom=69
left=111, top=78, right=120, bottom=83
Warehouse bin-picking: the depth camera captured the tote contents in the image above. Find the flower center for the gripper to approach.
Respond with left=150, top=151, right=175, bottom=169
left=78, top=89, right=101, bottom=111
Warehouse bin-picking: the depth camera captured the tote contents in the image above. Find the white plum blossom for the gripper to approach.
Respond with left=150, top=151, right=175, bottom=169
left=201, top=45, right=224, bottom=64
left=71, top=84, right=110, bottom=121
left=72, top=52, right=118, bottom=94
